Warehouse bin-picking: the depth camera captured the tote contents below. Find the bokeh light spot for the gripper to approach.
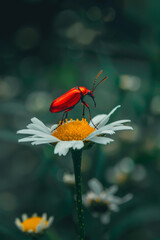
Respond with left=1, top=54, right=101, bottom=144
left=66, top=22, right=100, bottom=45
left=119, top=74, right=141, bottom=91
left=0, top=192, right=17, bottom=211
left=0, top=76, right=21, bottom=99
left=25, top=91, right=52, bottom=112
left=150, top=95, right=160, bottom=115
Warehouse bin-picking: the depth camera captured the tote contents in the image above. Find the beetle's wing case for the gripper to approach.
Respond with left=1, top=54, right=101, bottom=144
left=50, top=87, right=82, bottom=113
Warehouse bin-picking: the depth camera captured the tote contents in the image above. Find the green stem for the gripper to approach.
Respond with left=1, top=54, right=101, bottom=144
left=31, top=236, right=38, bottom=240
left=31, top=237, right=38, bottom=240
left=72, top=149, right=85, bottom=240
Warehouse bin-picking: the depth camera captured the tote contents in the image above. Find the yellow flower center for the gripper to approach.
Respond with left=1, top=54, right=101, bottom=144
left=116, top=173, right=128, bottom=183
left=87, top=197, right=101, bottom=203
left=52, top=118, right=95, bottom=141
left=21, top=217, right=48, bottom=232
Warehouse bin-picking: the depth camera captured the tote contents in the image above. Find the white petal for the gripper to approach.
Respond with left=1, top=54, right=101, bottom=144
left=85, top=128, right=104, bottom=140
left=89, top=114, right=107, bottom=128
left=100, top=213, right=110, bottom=224
left=42, top=213, right=47, bottom=221
left=71, top=141, right=84, bottom=150
left=106, top=105, right=121, bottom=118
left=90, top=136, right=114, bottom=145
left=86, top=192, right=97, bottom=201
left=19, top=137, right=49, bottom=143
left=31, top=139, right=59, bottom=145
left=108, top=196, right=123, bottom=204
left=108, top=193, right=132, bottom=207
left=18, top=136, right=34, bottom=142
left=101, top=121, right=131, bottom=132
left=31, top=117, right=50, bottom=131
left=27, top=123, right=51, bottom=134
left=54, top=141, right=84, bottom=156
left=87, top=125, right=122, bottom=140
left=95, top=121, right=132, bottom=133
left=18, top=130, right=59, bottom=142
left=105, top=185, right=118, bottom=198
left=86, top=125, right=116, bottom=140
left=90, top=105, right=121, bottom=128
left=121, top=193, right=133, bottom=203
left=50, top=124, right=58, bottom=132
left=18, top=137, right=36, bottom=142
left=47, top=216, right=54, bottom=228
left=54, top=142, right=71, bottom=156
left=88, top=178, right=103, bottom=195
left=108, top=119, right=131, bottom=125
left=17, top=129, right=56, bottom=139
left=111, top=126, right=133, bottom=131
left=32, top=213, right=37, bottom=217
left=88, top=124, right=132, bottom=138
left=17, top=129, right=41, bottom=134
left=19, top=136, right=58, bottom=145
left=100, top=130, right=115, bottom=135
left=31, top=134, right=59, bottom=141
left=109, top=203, right=119, bottom=212
left=36, top=218, right=45, bottom=233
left=27, top=229, right=33, bottom=233
left=22, top=214, right=28, bottom=221
left=15, top=218, right=23, bottom=231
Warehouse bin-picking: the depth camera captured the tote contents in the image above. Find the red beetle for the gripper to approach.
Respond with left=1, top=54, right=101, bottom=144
left=50, top=70, right=108, bottom=123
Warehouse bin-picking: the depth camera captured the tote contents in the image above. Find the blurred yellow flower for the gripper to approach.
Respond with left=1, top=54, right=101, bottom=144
left=15, top=213, right=54, bottom=234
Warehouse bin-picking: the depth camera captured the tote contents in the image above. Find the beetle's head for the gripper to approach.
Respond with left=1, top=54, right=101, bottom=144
left=87, top=90, right=96, bottom=108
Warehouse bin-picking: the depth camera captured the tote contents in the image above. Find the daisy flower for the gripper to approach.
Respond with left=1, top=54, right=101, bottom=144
left=106, top=157, right=147, bottom=185
left=15, top=213, right=54, bottom=235
left=63, top=173, right=75, bottom=188
left=17, top=105, right=133, bottom=156
left=83, top=178, right=133, bottom=224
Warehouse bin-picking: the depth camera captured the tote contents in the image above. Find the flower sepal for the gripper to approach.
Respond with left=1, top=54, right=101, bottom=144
left=83, top=141, right=94, bottom=150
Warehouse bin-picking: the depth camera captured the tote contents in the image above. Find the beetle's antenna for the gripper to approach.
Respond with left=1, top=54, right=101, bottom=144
left=92, top=76, right=108, bottom=92
left=92, top=70, right=103, bottom=92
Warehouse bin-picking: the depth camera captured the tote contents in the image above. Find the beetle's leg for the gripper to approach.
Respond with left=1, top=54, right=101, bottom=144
left=60, top=111, right=66, bottom=125
left=64, top=108, right=73, bottom=121
left=81, top=101, right=91, bottom=120
left=57, top=110, right=70, bottom=129
left=65, top=112, right=68, bottom=120
left=54, top=112, right=65, bottom=130
left=82, top=104, right=85, bottom=118
left=56, top=107, right=73, bottom=129
left=81, top=101, right=97, bottom=129
left=86, top=104, right=92, bottom=122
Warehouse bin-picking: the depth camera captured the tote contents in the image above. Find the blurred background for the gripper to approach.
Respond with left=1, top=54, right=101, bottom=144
left=0, top=0, right=160, bottom=239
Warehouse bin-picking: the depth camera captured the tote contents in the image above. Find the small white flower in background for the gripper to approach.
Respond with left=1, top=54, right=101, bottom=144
left=83, top=178, right=133, bottom=224
left=17, top=105, right=133, bottom=156
left=15, top=213, right=54, bottom=235
left=106, top=157, right=147, bottom=185
left=63, top=173, right=75, bottom=187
